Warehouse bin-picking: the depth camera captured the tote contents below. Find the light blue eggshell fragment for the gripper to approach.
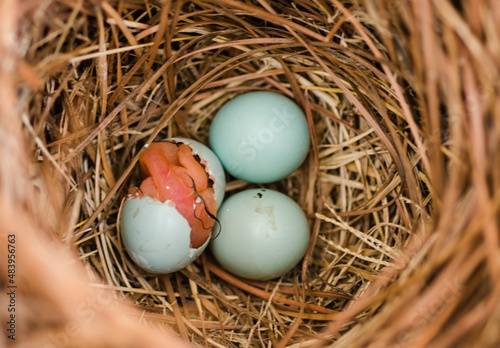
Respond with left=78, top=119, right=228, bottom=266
left=120, top=196, right=209, bottom=273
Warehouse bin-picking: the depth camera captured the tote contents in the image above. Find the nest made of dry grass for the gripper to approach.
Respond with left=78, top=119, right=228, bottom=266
left=1, top=0, right=500, bottom=347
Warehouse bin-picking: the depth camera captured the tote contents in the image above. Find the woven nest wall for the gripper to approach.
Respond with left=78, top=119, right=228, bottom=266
left=1, top=0, right=500, bottom=347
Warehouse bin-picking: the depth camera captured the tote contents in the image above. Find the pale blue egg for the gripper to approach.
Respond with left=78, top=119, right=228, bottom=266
left=209, top=91, right=310, bottom=183
left=209, top=188, right=310, bottom=280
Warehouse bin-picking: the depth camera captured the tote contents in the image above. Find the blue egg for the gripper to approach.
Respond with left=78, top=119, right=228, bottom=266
left=209, top=188, right=310, bottom=280
left=209, top=91, right=310, bottom=183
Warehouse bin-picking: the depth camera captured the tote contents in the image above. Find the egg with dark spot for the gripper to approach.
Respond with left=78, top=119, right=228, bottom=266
left=210, top=188, right=309, bottom=280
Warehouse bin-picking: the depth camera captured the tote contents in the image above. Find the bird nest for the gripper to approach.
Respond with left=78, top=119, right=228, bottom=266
left=2, top=1, right=500, bottom=347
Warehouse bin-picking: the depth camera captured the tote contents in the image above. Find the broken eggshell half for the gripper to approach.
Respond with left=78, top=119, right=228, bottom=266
left=119, top=138, right=225, bottom=274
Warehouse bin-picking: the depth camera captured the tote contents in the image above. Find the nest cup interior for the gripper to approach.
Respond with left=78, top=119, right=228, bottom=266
left=25, top=1, right=434, bottom=347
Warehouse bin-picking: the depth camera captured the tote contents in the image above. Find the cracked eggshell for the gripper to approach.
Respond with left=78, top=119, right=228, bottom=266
left=120, top=196, right=209, bottom=273
left=171, top=137, right=225, bottom=208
